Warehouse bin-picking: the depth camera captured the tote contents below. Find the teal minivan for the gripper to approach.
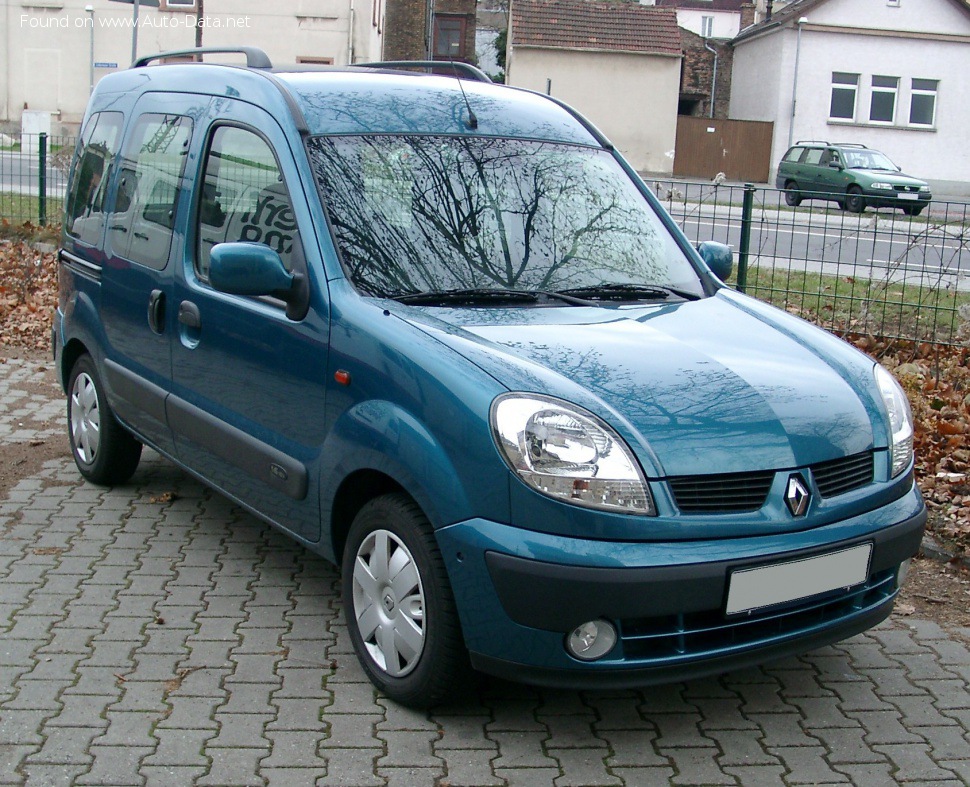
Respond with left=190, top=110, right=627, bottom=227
left=55, top=48, right=925, bottom=706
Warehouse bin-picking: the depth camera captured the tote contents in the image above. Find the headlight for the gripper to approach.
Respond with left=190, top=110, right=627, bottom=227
left=869, top=182, right=894, bottom=190
left=919, top=185, right=931, bottom=193
left=490, top=394, right=655, bottom=515
left=874, top=365, right=914, bottom=477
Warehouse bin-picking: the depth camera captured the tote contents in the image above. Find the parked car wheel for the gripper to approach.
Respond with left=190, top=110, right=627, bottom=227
left=902, top=205, right=924, bottom=217
left=67, top=354, right=142, bottom=486
left=783, top=181, right=802, bottom=207
left=844, top=186, right=866, bottom=214
left=342, top=493, right=468, bottom=707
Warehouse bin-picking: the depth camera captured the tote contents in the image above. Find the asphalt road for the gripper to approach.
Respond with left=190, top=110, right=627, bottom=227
left=2, top=356, right=970, bottom=785
left=665, top=201, right=970, bottom=291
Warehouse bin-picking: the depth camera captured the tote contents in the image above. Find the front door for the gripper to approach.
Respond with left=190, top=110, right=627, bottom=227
left=169, top=103, right=330, bottom=540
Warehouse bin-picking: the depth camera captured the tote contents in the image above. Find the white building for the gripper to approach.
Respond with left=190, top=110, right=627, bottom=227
left=507, top=0, right=683, bottom=174
left=730, top=0, right=970, bottom=193
left=1, top=0, right=385, bottom=130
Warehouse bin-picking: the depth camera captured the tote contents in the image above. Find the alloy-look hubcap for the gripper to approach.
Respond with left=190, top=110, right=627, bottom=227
left=352, top=529, right=425, bottom=677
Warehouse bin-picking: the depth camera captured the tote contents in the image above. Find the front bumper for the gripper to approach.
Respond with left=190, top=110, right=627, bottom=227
left=437, top=485, right=925, bottom=688
left=863, top=190, right=932, bottom=209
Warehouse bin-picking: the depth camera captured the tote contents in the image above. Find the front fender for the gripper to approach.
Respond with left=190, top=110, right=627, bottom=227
left=318, top=398, right=512, bottom=552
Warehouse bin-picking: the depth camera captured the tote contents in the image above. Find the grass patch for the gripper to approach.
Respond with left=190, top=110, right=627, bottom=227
left=732, top=265, right=970, bottom=346
left=0, top=193, right=63, bottom=227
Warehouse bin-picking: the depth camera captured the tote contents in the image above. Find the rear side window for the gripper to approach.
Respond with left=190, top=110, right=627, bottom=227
left=802, top=148, right=824, bottom=166
left=782, top=147, right=803, bottom=163
left=107, top=114, right=193, bottom=270
left=196, top=126, right=298, bottom=281
left=65, top=112, right=124, bottom=244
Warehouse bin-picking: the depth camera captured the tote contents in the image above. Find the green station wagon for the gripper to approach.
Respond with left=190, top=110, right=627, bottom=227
left=777, top=141, right=931, bottom=216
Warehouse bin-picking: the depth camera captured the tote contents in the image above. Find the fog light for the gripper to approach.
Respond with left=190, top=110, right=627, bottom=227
left=897, top=558, right=912, bottom=589
left=566, top=620, right=617, bottom=661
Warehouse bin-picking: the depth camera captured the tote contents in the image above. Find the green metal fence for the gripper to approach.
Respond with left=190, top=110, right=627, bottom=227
left=2, top=134, right=968, bottom=347
left=649, top=179, right=970, bottom=348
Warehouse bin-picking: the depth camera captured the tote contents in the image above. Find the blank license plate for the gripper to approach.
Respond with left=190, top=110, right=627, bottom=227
left=726, top=543, right=872, bottom=615
left=897, top=192, right=919, bottom=200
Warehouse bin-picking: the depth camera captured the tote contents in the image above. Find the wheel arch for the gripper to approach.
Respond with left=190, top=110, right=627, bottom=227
left=329, top=469, right=408, bottom=564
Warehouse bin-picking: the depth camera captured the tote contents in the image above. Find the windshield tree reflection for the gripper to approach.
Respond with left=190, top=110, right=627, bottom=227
left=308, top=136, right=702, bottom=298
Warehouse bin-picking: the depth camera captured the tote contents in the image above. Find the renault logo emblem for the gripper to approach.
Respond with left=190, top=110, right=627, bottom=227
left=785, top=475, right=810, bottom=517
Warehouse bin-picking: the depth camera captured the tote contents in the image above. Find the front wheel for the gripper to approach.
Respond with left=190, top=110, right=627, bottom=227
left=844, top=186, right=866, bottom=214
left=342, top=493, right=469, bottom=707
left=783, top=181, right=802, bottom=207
left=67, top=354, right=142, bottom=486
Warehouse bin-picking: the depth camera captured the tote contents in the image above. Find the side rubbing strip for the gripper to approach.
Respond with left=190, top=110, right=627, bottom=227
left=167, top=396, right=308, bottom=501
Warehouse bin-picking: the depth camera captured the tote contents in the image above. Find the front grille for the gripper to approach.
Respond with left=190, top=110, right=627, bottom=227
left=618, top=569, right=896, bottom=663
left=893, top=185, right=921, bottom=193
left=811, top=452, right=874, bottom=498
left=668, top=471, right=774, bottom=514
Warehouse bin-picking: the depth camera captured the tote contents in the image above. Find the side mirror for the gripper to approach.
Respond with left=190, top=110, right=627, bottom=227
left=829, top=161, right=843, bottom=170
left=697, top=241, right=733, bottom=281
left=209, top=242, right=294, bottom=296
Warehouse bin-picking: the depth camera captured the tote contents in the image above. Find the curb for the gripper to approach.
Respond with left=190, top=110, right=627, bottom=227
left=920, top=533, right=970, bottom=570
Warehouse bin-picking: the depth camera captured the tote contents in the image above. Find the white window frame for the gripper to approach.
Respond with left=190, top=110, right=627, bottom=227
left=700, top=16, right=714, bottom=38
left=869, top=75, right=899, bottom=125
left=909, top=79, right=938, bottom=128
left=829, top=72, right=859, bottom=122
left=161, top=0, right=197, bottom=10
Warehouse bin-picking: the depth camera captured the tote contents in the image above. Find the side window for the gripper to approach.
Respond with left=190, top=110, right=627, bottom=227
left=802, top=148, right=824, bottom=166
left=108, top=113, right=193, bottom=270
left=783, top=147, right=803, bottom=164
left=196, top=126, right=298, bottom=281
left=65, top=111, right=124, bottom=244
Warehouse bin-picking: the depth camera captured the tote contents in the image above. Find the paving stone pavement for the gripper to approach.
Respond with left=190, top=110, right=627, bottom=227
left=1, top=355, right=969, bottom=787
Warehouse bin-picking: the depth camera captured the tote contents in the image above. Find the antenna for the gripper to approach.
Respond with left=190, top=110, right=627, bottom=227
left=450, top=59, right=479, bottom=130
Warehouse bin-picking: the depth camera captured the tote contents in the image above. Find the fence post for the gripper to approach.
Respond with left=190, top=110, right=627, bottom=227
left=736, top=183, right=755, bottom=293
left=38, top=133, right=48, bottom=225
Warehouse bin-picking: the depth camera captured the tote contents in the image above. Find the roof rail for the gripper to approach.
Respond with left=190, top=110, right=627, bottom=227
left=357, top=60, right=492, bottom=83
left=132, top=46, right=272, bottom=69
left=795, top=140, right=831, bottom=145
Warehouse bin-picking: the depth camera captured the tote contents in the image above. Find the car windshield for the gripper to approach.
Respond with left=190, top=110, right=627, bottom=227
left=843, top=149, right=899, bottom=171
left=307, top=135, right=704, bottom=300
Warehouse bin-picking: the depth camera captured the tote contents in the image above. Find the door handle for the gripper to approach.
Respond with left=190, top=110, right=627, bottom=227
left=133, top=232, right=149, bottom=241
left=147, top=289, right=165, bottom=334
left=178, top=300, right=201, bottom=330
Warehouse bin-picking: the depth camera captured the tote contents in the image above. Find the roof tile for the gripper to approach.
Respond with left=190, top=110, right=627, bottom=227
left=511, top=0, right=682, bottom=55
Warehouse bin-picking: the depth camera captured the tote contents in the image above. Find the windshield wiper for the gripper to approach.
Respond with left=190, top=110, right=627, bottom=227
left=390, top=288, right=541, bottom=306
left=552, top=283, right=701, bottom=302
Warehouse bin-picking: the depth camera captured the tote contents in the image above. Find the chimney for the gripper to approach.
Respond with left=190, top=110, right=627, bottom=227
left=740, top=2, right=756, bottom=28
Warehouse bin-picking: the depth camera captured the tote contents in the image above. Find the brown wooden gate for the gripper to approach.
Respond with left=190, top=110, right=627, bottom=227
left=673, top=117, right=774, bottom=183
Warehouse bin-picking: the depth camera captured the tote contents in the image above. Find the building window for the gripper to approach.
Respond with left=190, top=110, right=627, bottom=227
left=700, top=16, right=714, bottom=38
left=829, top=73, right=858, bottom=121
left=433, top=15, right=466, bottom=60
left=297, top=56, right=335, bottom=65
left=161, top=0, right=197, bottom=10
left=869, top=75, right=899, bottom=124
left=909, top=78, right=938, bottom=127
left=887, top=0, right=900, bottom=6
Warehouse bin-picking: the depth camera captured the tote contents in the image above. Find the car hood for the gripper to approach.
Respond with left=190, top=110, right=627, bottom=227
left=399, top=291, right=883, bottom=478
left=854, top=169, right=926, bottom=187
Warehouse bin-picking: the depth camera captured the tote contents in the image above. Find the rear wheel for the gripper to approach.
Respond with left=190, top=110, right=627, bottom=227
left=783, top=181, right=802, bottom=207
left=67, top=354, right=142, bottom=485
left=844, top=186, right=866, bottom=214
left=342, top=493, right=469, bottom=707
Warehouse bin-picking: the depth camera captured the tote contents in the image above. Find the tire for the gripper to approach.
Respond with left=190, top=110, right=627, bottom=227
left=783, top=181, right=802, bottom=207
left=342, top=493, right=469, bottom=707
left=844, top=186, right=866, bottom=214
left=67, top=354, right=142, bottom=486
left=902, top=205, right=924, bottom=217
